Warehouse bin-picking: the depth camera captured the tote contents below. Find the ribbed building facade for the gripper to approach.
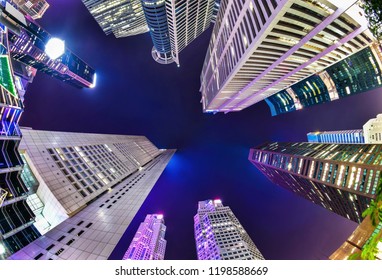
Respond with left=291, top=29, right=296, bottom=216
left=12, top=0, right=49, bottom=19
left=7, top=128, right=175, bottom=260
left=123, top=214, right=166, bottom=260
left=194, top=199, right=264, bottom=260
left=211, top=0, right=220, bottom=23
left=0, top=2, right=96, bottom=88
left=18, top=129, right=163, bottom=220
left=307, top=130, right=365, bottom=144
left=0, top=23, right=41, bottom=260
left=81, top=0, right=149, bottom=38
left=200, top=0, right=377, bottom=113
left=329, top=219, right=382, bottom=260
left=143, top=0, right=214, bottom=65
left=307, top=114, right=382, bottom=144
left=265, top=45, right=382, bottom=116
left=249, top=142, right=381, bottom=223
left=165, top=0, right=215, bottom=66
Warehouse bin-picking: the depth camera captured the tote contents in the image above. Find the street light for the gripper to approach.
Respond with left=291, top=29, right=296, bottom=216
left=45, top=37, right=65, bottom=60
left=0, top=243, right=6, bottom=255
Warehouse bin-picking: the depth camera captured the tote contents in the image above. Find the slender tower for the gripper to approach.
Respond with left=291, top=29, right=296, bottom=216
left=7, top=128, right=175, bottom=260
left=123, top=214, right=167, bottom=260
left=0, top=21, right=40, bottom=260
left=194, top=199, right=264, bottom=260
left=81, top=0, right=149, bottom=38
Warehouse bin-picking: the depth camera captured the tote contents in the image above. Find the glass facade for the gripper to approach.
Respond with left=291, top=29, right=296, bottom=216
left=307, top=130, right=365, bottom=144
left=250, top=142, right=382, bottom=223
left=81, top=0, right=149, bottom=38
left=142, top=0, right=172, bottom=63
left=12, top=0, right=49, bottom=19
left=3, top=5, right=96, bottom=88
left=194, top=199, right=264, bottom=260
left=265, top=90, right=296, bottom=116
left=266, top=46, right=382, bottom=116
left=8, top=150, right=175, bottom=260
left=200, top=0, right=374, bottom=113
left=20, top=153, right=39, bottom=192
left=290, top=74, right=330, bottom=108
left=326, top=47, right=382, bottom=97
left=47, top=144, right=133, bottom=199
left=2, top=224, right=40, bottom=254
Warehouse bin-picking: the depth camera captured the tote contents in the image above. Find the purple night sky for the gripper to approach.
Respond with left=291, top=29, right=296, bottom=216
left=19, top=0, right=382, bottom=260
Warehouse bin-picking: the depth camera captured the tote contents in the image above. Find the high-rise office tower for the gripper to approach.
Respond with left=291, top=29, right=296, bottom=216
left=141, top=0, right=173, bottom=64
left=0, top=1, right=96, bottom=88
left=7, top=128, right=175, bottom=260
left=81, top=0, right=149, bottom=38
left=12, top=0, right=49, bottom=19
left=249, top=142, right=381, bottom=223
left=123, top=214, right=166, bottom=260
left=211, top=0, right=220, bottom=23
left=307, top=130, right=365, bottom=144
left=200, top=0, right=379, bottom=113
left=143, top=0, right=215, bottom=66
left=0, top=23, right=41, bottom=260
left=194, top=199, right=264, bottom=260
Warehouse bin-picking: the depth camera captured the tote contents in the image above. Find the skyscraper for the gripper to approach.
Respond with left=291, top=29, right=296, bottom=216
left=7, top=128, right=175, bottom=260
left=249, top=142, right=380, bottom=223
left=123, top=214, right=166, bottom=260
left=194, top=199, right=264, bottom=260
left=0, top=1, right=96, bottom=88
left=211, top=0, right=220, bottom=23
left=200, top=0, right=378, bottom=113
left=143, top=0, right=215, bottom=66
left=329, top=218, right=382, bottom=260
left=0, top=22, right=41, bottom=260
left=81, top=0, right=149, bottom=38
left=11, top=59, right=37, bottom=102
left=12, top=0, right=49, bottom=19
